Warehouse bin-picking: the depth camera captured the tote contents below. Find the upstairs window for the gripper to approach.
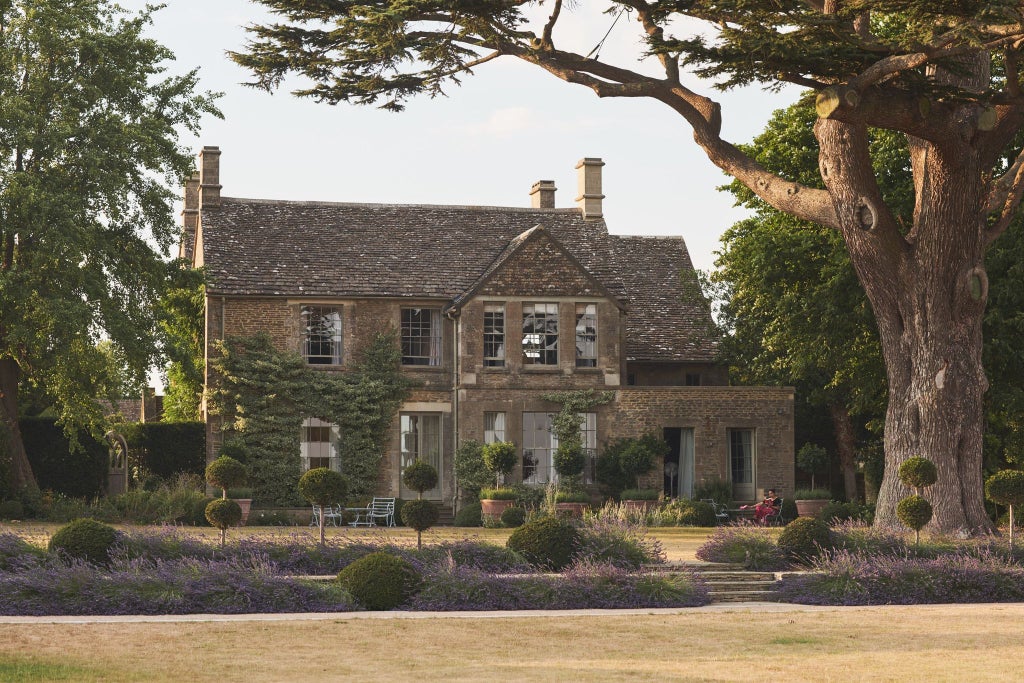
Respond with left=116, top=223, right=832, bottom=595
left=685, top=373, right=702, bottom=386
left=522, top=302, right=558, bottom=365
left=483, top=303, right=505, bottom=367
left=302, top=306, right=342, bottom=365
left=401, top=308, right=442, bottom=366
left=575, top=303, right=597, bottom=368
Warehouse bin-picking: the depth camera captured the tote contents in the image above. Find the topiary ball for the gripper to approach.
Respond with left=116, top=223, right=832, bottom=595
left=337, top=552, right=422, bottom=610
left=897, top=495, right=933, bottom=532
left=298, top=467, right=347, bottom=508
left=776, top=516, right=832, bottom=564
left=500, top=505, right=526, bottom=528
left=482, top=441, right=517, bottom=477
left=400, top=499, right=439, bottom=532
left=454, top=502, right=482, bottom=527
left=402, top=459, right=439, bottom=495
left=898, top=456, right=938, bottom=491
left=506, top=515, right=579, bottom=570
left=48, top=518, right=120, bottom=565
left=553, top=442, right=586, bottom=478
left=205, top=498, right=243, bottom=530
left=985, top=470, right=1024, bottom=507
left=205, top=456, right=247, bottom=496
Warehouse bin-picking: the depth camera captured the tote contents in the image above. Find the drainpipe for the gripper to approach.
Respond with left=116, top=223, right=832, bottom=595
left=446, top=306, right=460, bottom=513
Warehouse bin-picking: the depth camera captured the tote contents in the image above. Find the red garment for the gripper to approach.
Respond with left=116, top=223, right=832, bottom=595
left=754, top=498, right=779, bottom=524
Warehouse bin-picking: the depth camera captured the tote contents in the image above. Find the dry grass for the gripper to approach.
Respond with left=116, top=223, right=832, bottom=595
left=2, top=605, right=1023, bottom=682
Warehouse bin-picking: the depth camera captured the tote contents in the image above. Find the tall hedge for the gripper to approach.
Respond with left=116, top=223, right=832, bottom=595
left=19, top=418, right=107, bottom=498
left=119, top=422, right=206, bottom=479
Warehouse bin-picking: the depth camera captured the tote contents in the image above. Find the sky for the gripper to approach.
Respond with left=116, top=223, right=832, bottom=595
left=120, top=0, right=798, bottom=272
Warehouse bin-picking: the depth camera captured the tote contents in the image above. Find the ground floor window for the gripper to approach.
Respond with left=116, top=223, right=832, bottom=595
left=521, top=412, right=597, bottom=484
left=400, top=413, right=443, bottom=498
left=729, top=428, right=755, bottom=501
left=300, top=418, right=340, bottom=472
left=484, top=412, right=506, bottom=444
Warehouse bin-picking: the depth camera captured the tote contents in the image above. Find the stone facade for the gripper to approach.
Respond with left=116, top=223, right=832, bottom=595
left=187, top=148, right=795, bottom=506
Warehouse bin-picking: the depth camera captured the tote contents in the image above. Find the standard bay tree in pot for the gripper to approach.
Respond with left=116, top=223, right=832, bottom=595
left=479, top=441, right=517, bottom=522
left=553, top=441, right=589, bottom=517
left=795, top=443, right=832, bottom=517
left=204, top=455, right=247, bottom=544
left=298, top=467, right=347, bottom=546
left=618, top=435, right=668, bottom=510
left=401, top=459, right=439, bottom=549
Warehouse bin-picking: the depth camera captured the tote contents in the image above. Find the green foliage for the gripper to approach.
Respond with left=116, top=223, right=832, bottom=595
left=453, top=439, right=489, bottom=500
left=897, top=495, right=934, bottom=534
left=205, top=498, right=242, bottom=530
left=401, top=499, right=439, bottom=532
left=554, top=491, right=589, bottom=504
left=48, top=519, right=119, bottom=565
left=597, top=434, right=669, bottom=491
left=119, top=422, right=206, bottom=479
left=796, top=443, right=829, bottom=489
left=506, top=515, right=580, bottom=571
left=297, top=468, right=347, bottom=507
left=793, top=488, right=832, bottom=500
left=336, top=552, right=422, bottom=610
left=157, top=269, right=206, bottom=422
left=0, top=500, right=24, bottom=520
left=661, top=499, right=716, bottom=527
left=500, top=506, right=526, bottom=528
left=899, top=457, right=939, bottom=492
left=19, top=418, right=107, bottom=499
left=205, top=456, right=247, bottom=498
left=553, top=442, right=586, bottom=479
left=621, top=489, right=660, bottom=501
left=818, top=501, right=873, bottom=524
left=693, top=479, right=733, bottom=506
left=0, top=0, right=219, bottom=490
left=453, top=502, right=482, bottom=527
left=481, top=441, right=516, bottom=483
left=402, top=460, right=438, bottom=497
left=208, top=332, right=412, bottom=505
left=777, top=517, right=833, bottom=564
left=479, top=487, right=517, bottom=501
left=986, top=470, right=1024, bottom=506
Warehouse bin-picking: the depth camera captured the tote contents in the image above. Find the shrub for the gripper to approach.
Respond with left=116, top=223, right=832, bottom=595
left=554, top=491, right=589, bottom=504
left=205, top=456, right=247, bottom=498
left=205, top=499, right=243, bottom=547
left=695, top=525, right=788, bottom=570
left=298, top=467, right=347, bottom=544
left=479, top=487, right=517, bottom=501
left=780, top=498, right=798, bottom=522
left=20, top=418, right=107, bottom=499
left=337, top=552, right=422, bottom=610
left=402, top=459, right=438, bottom=497
left=0, top=533, right=46, bottom=571
left=796, top=442, right=829, bottom=490
left=619, top=434, right=668, bottom=488
left=831, top=521, right=909, bottom=557
left=986, top=470, right=1024, bottom=549
left=693, top=478, right=732, bottom=506
left=620, top=488, right=660, bottom=501
left=898, top=456, right=938, bottom=493
left=500, top=506, right=526, bottom=528
left=120, top=422, right=206, bottom=479
left=453, top=439, right=490, bottom=500
left=576, top=515, right=665, bottom=568
left=481, top=441, right=517, bottom=486
left=792, top=488, right=832, bottom=500
left=897, top=495, right=933, bottom=544
left=454, top=502, right=482, bottom=527
left=553, top=442, right=586, bottom=478
left=0, top=500, right=24, bottom=520
left=401, top=499, right=439, bottom=549
left=818, top=500, right=872, bottom=524
left=507, top=515, right=580, bottom=571
left=777, top=517, right=832, bottom=564
left=661, top=499, right=716, bottom=527
left=48, top=519, right=119, bottom=565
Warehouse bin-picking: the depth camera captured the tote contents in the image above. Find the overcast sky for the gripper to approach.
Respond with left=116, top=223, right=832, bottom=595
left=121, top=0, right=797, bottom=272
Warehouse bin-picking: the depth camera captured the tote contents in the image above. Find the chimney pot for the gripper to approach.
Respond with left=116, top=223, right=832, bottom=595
left=529, top=180, right=557, bottom=209
left=575, top=157, right=604, bottom=219
left=198, top=146, right=222, bottom=207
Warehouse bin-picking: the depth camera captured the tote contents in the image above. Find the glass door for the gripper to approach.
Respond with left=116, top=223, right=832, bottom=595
left=399, top=413, right=443, bottom=499
left=729, top=429, right=755, bottom=502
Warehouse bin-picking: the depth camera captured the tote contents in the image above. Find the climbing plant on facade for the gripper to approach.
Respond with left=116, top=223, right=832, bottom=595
left=208, top=331, right=412, bottom=506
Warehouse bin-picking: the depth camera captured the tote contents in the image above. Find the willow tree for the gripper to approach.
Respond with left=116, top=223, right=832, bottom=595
left=0, top=1, right=219, bottom=492
left=234, top=1, right=1024, bottom=532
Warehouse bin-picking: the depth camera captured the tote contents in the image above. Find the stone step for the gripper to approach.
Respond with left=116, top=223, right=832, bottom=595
left=696, top=571, right=777, bottom=581
left=647, top=561, right=744, bottom=572
left=709, top=590, right=779, bottom=603
left=703, top=580, right=777, bottom=591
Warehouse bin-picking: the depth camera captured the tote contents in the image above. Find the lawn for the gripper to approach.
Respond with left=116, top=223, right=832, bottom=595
left=1, top=604, right=1022, bottom=682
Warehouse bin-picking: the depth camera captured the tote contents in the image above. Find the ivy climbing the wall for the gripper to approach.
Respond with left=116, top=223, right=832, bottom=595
left=540, top=389, right=615, bottom=491
left=208, top=332, right=413, bottom=506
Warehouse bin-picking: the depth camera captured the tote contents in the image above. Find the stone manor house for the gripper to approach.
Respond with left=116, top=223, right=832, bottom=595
left=180, top=146, right=794, bottom=506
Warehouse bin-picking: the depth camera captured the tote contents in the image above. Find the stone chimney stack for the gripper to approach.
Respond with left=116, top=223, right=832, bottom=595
left=198, top=146, right=221, bottom=207
left=179, top=173, right=200, bottom=260
left=529, top=180, right=557, bottom=209
left=575, top=157, right=604, bottom=219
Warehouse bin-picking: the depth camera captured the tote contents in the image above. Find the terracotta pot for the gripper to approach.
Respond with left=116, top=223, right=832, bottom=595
left=236, top=499, right=253, bottom=526
left=795, top=499, right=829, bottom=517
left=555, top=502, right=589, bottom=518
left=480, top=498, right=515, bottom=520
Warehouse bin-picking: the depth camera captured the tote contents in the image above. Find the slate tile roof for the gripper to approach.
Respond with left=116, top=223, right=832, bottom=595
left=198, top=197, right=717, bottom=362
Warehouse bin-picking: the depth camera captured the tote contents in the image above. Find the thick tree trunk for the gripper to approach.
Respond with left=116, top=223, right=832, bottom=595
left=815, top=118, right=993, bottom=534
left=828, top=402, right=859, bottom=502
left=0, top=357, right=35, bottom=492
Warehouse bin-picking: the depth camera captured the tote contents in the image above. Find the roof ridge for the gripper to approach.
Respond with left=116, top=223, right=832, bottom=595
left=218, top=196, right=584, bottom=214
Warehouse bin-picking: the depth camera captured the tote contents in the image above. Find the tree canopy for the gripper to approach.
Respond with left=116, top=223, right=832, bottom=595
left=0, top=0, right=220, bottom=494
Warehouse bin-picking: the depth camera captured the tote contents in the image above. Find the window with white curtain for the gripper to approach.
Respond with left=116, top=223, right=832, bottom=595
left=401, top=308, right=442, bottom=366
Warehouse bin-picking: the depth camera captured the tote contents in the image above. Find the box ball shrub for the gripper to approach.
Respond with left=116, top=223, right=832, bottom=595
left=898, top=456, right=938, bottom=492
left=454, top=501, right=482, bottom=527
left=48, top=518, right=119, bottom=565
left=402, top=459, right=438, bottom=497
left=500, top=505, right=526, bottom=528
left=668, top=499, right=716, bottom=527
left=205, top=498, right=242, bottom=529
left=777, top=516, right=832, bottom=564
left=0, top=500, right=24, bottom=520
left=337, top=552, right=422, bottom=610
left=205, top=456, right=247, bottom=498
left=897, top=495, right=932, bottom=543
left=482, top=441, right=517, bottom=486
left=401, top=499, right=439, bottom=532
left=506, top=515, right=580, bottom=570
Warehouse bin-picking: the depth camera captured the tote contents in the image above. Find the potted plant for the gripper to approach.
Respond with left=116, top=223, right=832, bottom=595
left=227, top=487, right=254, bottom=526
left=617, top=434, right=667, bottom=510
left=793, top=488, right=832, bottom=517
left=480, top=441, right=517, bottom=520
left=620, top=487, right=661, bottom=511
left=796, top=442, right=829, bottom=490
left=479, top=486, right=517, bottom=521
left=554, top=490, right=590, bottom=517
left=553, top=441, right=589, bottom=517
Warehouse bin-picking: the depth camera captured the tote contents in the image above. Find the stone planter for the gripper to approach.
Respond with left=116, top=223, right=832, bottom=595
left=795, top=499, right=829, bottom=517
left=480, top=498, right=515, bottom=521
left=236, top=499, right=253, bottom=526
left=555, top=502, right=589, bottom=518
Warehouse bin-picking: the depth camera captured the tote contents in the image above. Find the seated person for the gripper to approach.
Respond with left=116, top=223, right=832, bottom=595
left=753, top=489, right=781, bottom=524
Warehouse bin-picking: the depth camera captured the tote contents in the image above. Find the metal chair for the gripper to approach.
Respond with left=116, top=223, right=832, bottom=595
left=351, top=497, right=396, bottom=527
left=702, top=498, right=730, bottom=525
left=764, top=498, right=784, bottom=526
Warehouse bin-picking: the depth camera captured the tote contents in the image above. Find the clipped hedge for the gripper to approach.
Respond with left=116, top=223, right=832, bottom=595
left=119, top=422, right=206, bottom=480
left=507, top=516, right=580, bottom=571
left=49, top=518, right=119, bottom=565
left=20, top=418, right=107, bottom=499
left=337, top=552, right=422, bottom=610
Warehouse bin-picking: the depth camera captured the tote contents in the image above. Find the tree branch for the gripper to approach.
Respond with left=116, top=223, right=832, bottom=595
left=986, top=147, right=1024, bottom=244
